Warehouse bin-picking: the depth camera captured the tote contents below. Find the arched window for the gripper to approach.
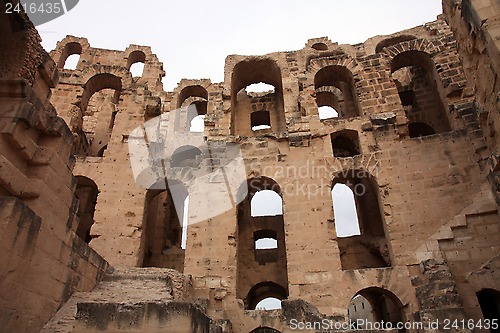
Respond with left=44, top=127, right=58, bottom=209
left=314, top=65, right=360, bottom=119
left=316, top=86, right=343, bottom=119
left=255, top=231, right=278, bottom=249
left=177, top=85, right=209, bottom=133
left=177, top=85, right=208, bottom=109
left=375, top=35, right=417, bottom=53
left=246, top=282, right=287, bottom=310
left=237, top=177, right=288, bottom=307
left=141, top=181, right=188, bottom=272
left=126, top=50, right=146, bottom=77
left=74, top=176, right=99, bottom=243
left=231, top=59, right=286, bottom=136
left=391, top=50, right=451, bottom=137
left=58, top=42, right=82, bottom=69
left=348, top=288, right=404, bottom=329
left=79, top=73, right=122, bottom=157
left=332, top=170, right=391, bottom=269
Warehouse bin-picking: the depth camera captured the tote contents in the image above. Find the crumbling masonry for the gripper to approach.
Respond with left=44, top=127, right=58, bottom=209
left=1, top=0, right=500, bottom=332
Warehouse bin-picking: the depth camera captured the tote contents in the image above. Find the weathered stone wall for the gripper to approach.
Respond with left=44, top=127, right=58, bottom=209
left=1, top=0, right=497, bottom=331
left=45, top=11, right=500, bottom=332
left=0, top=3, right=109, bottom=332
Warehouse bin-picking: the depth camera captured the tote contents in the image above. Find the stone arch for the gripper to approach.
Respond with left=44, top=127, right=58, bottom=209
left=375, top=35, right=418, bottom=54
left=125, top=50, right=146, bottom=77
left=308, top=57, right=362, bottom=118
left=51, top=36, right=91, bottom=72
left=236, top=176, right=288, bottom=307
left=175, top=82, right=211, bottom=131
left=170, top=145, right=203, bottom=168
left=75, top=67, right=131, bottom=156
left=140, top=180, right=189, bottom=271
left=80, top=64, right=133, bottom=97
left=177, top=84, right=209, bottom=109
left=246, top=281, right=287, bottom=310
left=382, top=38, right=443, bottom=59
left=57, top=42, right=82, bottom=69
left=74, top=175, right=99, bottom=243
left=349, top=287, right=405, bottom=327
left=388, top=49, right=451, bottom=136
left=230, top=57, right=286, bottom=135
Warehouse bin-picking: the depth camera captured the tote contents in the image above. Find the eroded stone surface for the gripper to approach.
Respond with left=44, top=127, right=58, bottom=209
left=1, top=1, right=500, bottom=332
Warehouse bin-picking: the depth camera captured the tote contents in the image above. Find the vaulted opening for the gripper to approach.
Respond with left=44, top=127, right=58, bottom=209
left=58, top=42, right=82, bottom=69
left=141, top=182, right=188, bottom=272
left=332, top=170, right=391, bottom=269
left=231, top=59, right=286, bottom=136
left=314, top=65, right=360, bottom=119
left=246, top=282, right=287, bottom=310
left=74, top=176, right=99, bottom=243
left=178, top=85, right=209, bottom=133
left=64, top=54, right=80, bottom=70
left=348, top=288, right=405, bottom=329
left=126, top=50, right=146, bottom=77
left=237, top=177, right=288, bottom=308
left=391, top=51, right=451, bottom=138
left=79, top=73, right=122, bottom=157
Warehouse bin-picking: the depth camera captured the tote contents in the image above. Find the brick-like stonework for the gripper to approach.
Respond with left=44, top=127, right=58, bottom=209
left=1, top=1, right=499, bottom=332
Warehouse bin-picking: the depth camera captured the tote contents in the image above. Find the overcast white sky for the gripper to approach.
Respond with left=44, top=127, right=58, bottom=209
left=37, top=0, right=443, bottom=91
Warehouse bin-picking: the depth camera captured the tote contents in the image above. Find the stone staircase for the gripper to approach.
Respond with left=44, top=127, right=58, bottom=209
left=40, top=267, right=222, bottom=333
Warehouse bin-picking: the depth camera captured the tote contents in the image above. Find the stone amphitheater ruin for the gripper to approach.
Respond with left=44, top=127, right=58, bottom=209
left=1, top=0, right=499, bottom=332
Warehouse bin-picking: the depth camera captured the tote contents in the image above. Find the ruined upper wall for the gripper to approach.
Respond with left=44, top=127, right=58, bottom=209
left=443, top=0, right=500, bottom=161
left=50, top=35, right=166, bottom=94
left=43, top=10, right=500, bottom=332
